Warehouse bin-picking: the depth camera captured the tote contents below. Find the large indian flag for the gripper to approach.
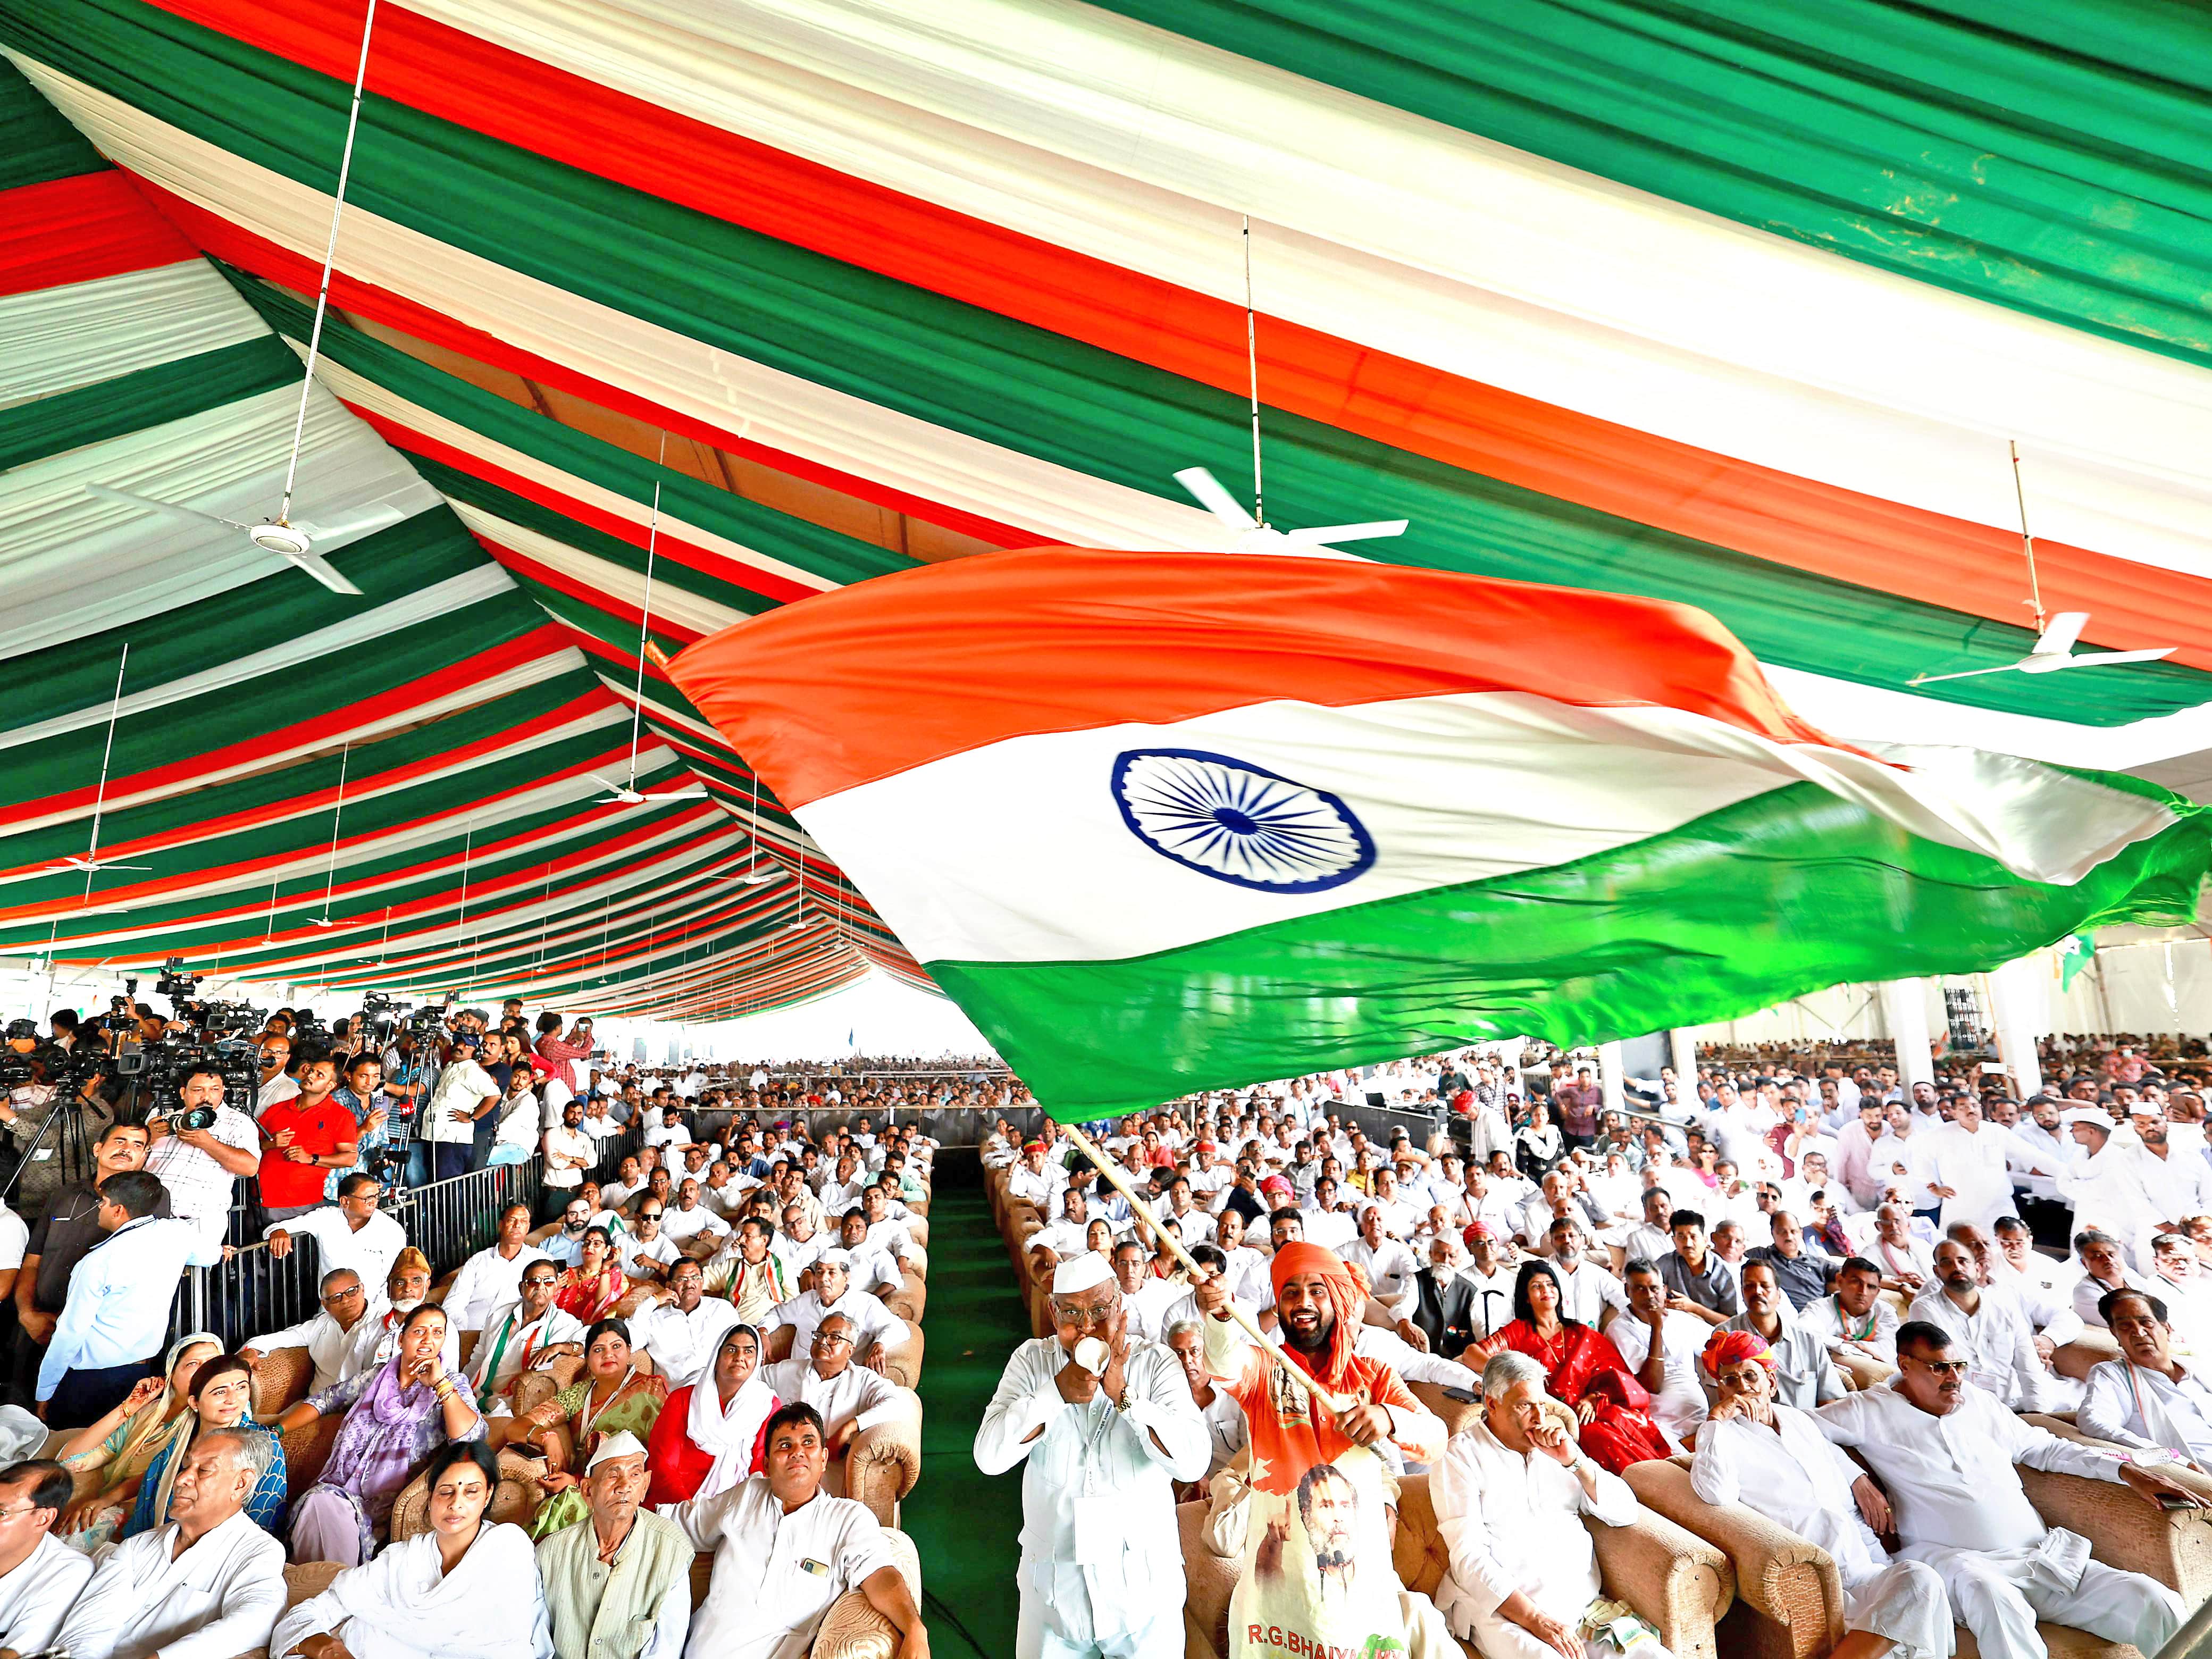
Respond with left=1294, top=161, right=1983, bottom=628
left=670, top=548, right=2211, bottom=1116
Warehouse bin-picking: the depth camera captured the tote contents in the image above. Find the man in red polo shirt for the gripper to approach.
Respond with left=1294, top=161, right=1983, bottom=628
left=257, top=1054, right=358, bottom=1223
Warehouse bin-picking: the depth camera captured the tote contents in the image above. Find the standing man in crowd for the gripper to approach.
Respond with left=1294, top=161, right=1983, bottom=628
left=12, top=1118, right=164, bottom=1402
left=37, top=1171, right=223, bottom=1425
left=976, top=1252, right=1206, bottom=1659
left=423, top=1032, right=500, bottom=1183
left=254, top=1052, right=357, bottom=1225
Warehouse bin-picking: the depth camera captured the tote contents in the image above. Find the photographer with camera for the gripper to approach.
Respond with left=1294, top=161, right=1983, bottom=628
left=144, top=1068, right=261, bottom=1246
left=422, top=1032, right=501, bottom=1184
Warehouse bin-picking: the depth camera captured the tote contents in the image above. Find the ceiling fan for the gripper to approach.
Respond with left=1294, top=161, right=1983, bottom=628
left=1909, top=442, right=2176, bottom=686
left=50, top=854, right=148, bottom=874
left=1909, top=610, right=2176, bottom=684
left=1175, top=466, right=1407, bottom=556
left=589, top=773, right=708, bottom=805
left=85, top=483, right=390, bottom=596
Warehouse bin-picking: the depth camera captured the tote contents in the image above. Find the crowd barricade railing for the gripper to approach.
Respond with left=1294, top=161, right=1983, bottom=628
left=168, top=1152, right=554, bottom=1350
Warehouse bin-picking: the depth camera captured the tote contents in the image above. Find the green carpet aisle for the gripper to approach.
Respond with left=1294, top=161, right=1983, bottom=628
left=909, top=1180, right=1034, bottom=1658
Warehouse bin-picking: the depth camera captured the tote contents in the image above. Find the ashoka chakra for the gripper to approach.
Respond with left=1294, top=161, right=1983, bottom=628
left=1110, top=748, right=1376, bottom=893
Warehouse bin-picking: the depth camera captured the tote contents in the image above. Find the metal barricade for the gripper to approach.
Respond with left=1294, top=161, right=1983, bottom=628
left=167, top=1232, right=323, bottom=1352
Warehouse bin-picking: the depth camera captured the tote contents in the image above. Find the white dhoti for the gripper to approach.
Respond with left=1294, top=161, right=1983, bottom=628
left=1834, top=1559, right=1951, bottom=1659
left=1016, top=1556, right=1185, bottom=1659
left=1903, top=1537, right=2183, bottom=1659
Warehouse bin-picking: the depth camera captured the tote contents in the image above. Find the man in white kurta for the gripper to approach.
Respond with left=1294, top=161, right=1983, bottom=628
left=1908, top=1240, right=2062, bottom=1412
left=466, top=1263, right=585, bottom=1415
left=0, top=1460, right=93, bottom=1656
left=764, top=1254, right=904, bottom=1368
left=240, top=1267, right=394, bottom=1397
left=56, top=1429, right=287, bottom=1659
left=1690, top=1337, right=1946, bottom=1659
left=1919, top=1101, right=2049, bottom=1234
left=1429, top=1350, right=1665, bottom=1659
left=629, top=1259, right=748, bottom=1390
left=663, top=1405, right=927, bottom=1659
left=974, top=1252, right=1209, bottom=1659
left=1608, top=1264, right=1711, bottom=1452
left=2079, top=1286, right=2212, bottom=1469
left=1815, top=1325, right=2200, bottom=1659
left=440, top=1203, right=552, bottom=1331
left=761, top=1313, right=903, bottom=1492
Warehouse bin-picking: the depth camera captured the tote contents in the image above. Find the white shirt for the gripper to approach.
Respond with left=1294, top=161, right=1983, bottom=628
left=1816, top=1378, right=2131, bottom=1555
left=1906, top=1285, right=2052, bottom=1409
left=38, top=1216, right=222, bottom=1400
left=1344, top=1236, right=1421, bottom=1317
left=145, top=1106, right=259, bottom=1231
left=973, top=1336, right=1207, bottom=1566
left=541, top=1126, right=591, bottom=1188
left=251, top=1301, right=395, bottom=1396
left=760, top=1356, right=902, bottom=1441
left=765, top=1287, right=903, bottom=1359
left=1298, top=1208, right=1360, bottom=1252
left=1921, top=1122, right=2041, bottom=1231
left=1606, top=1309, right=1713, bottom=1450
left=662, top=1204, right=731, bottom=1246
left=263, top=1205, right=407, bottom=1293
left=1429, top=1417, right=1638, bottom=1637
left=631, top=1294, right=748, bottom=1390
left=661, top=1476, right=895, bottom=1659
left=0, top=1530, right=93, bottom=1656
left=1802, top=1293, right=1900, bottom=1364
left=270, top=1521, right=551, bottom=1659
left=618, top=1230, right=684, bottom=1280
left=56, top=1509, right=287, bottom=1659
left=423, top=1060, right=499, bottom=1145
left=442, top=1242, right=554, bottom=1333
left=1552, top=1258, right=1630, bottom=1327
left=466, top=1302, right=586, bottom=1404
left=2080, top=1356, right=2212, bottom=1468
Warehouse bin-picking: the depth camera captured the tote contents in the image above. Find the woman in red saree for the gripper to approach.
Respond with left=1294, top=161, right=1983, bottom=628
left=553, top=1227, right=629, bottom=1323
left=1476, top=1259, right=1671, bottom=1473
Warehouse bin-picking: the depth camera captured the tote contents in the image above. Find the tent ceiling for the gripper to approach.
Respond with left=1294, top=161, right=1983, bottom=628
left=11, top=0, right=2212, bottom=1024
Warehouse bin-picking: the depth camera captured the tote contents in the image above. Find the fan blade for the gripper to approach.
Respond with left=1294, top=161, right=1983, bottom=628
left=1906, top=660, right=2032, bottom=684
left=2030, top=611, right=2090, bottom=656
left=293, top=503, right=408, bottom=542
left=640, top=788, right=710, bottom=801
left=585, top=775, right=632, bottom=794
left=2023, top=647, right=2177, bottom=674
left=284, top=549, right=364, bottom=597
left=86, top=483, right=250, bottom=533
left=1280, top=520, right=1410, bottom=544
left=1174, top=467, right=1259, bottom=532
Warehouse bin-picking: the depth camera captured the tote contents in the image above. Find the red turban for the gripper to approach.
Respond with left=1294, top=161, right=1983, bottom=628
left=1268, top=1242, right=1364, bottom=1388
left=1462, top=1221, right=1492, bottom=1249
left=1700, top=1327, right=1778, bottom=1380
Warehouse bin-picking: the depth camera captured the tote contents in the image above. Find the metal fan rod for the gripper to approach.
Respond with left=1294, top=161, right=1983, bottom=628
left=279, top=0, right=382, bottom=526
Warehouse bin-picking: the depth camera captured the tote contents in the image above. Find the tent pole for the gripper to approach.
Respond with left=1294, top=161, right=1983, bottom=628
left=1056, top=1118, right=1347, bottom=1413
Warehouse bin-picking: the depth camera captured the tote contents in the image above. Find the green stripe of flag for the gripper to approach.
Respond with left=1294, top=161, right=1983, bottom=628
left=935, top=777, right=2212, bottom=1118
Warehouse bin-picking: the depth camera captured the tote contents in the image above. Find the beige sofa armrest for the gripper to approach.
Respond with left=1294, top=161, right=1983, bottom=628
left=1589, top=1504, right=1735, bottom=1659
left=877, top=1322, right=925, bottom=1391
left=2017, top=1415, right=2212, bottom=1600
left=1623, top=1460, right=1842, bottom=1659
left=844, top=1389, right=923, bottom=1527
left=809, top=1528, right=920, bottom=1659
left=2051, top=1331, right=2122, bottom=1384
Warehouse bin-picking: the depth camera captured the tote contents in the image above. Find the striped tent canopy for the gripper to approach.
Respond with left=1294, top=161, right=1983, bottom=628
left=8, top=0, right=2212, bottom=1015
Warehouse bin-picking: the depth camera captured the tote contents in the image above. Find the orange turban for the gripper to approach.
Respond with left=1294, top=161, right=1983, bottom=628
left=1269, top=1242, right=1364, bottom=1387
left=1700, top=1327, right=1777, bottom=1380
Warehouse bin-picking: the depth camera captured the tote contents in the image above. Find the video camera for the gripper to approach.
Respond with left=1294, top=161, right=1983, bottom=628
left=358, top=989, right=412, bottom=1047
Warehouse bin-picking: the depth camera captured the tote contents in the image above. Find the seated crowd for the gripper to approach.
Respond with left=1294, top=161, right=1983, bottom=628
left=0, top=994, right=939, bottom=1659
left=985, top=1033, right=2212, bottom=1659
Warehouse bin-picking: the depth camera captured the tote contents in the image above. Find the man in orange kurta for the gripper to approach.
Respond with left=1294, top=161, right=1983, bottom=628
left=1193, top=1241, right=1445, bottom=1494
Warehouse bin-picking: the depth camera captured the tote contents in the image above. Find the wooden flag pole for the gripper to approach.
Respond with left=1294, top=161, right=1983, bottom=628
left=1056, top=1118, right=1350, bottom=1414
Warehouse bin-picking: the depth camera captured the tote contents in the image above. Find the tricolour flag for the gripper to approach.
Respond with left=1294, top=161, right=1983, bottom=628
left=670, top=548, right=2210, bottom=1117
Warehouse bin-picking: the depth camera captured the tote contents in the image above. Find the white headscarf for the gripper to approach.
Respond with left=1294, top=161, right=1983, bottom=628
left=684, top=1323, right=777, bottom=1502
